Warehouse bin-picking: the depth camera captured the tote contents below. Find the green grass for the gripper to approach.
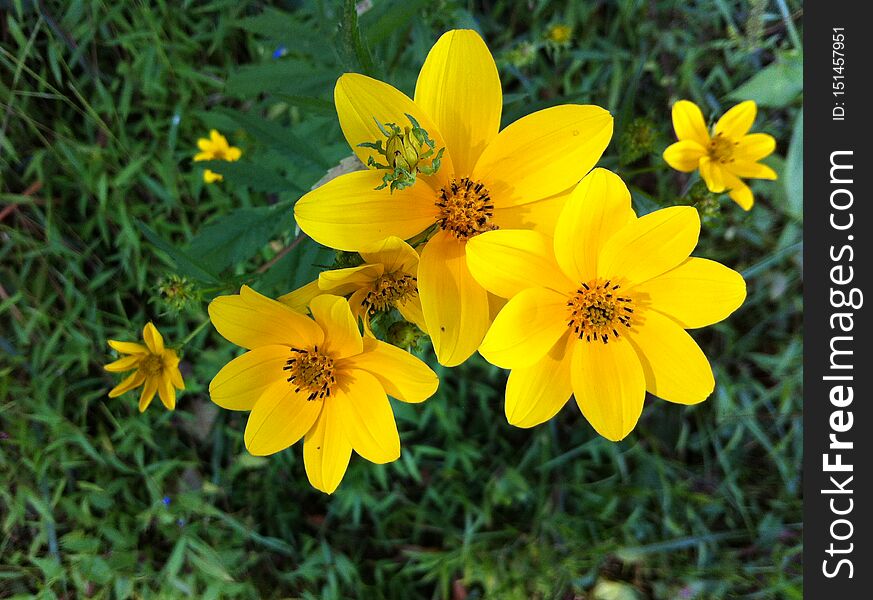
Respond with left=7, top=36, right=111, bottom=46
left=1, top=0, right=802, bottom=598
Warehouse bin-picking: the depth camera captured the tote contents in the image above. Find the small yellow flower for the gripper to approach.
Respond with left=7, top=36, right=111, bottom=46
left=279, top=236, right=426, bottom=335
left=663, top=100, right=777, bottom=210
left=546, top=24, right=573, bottom=45
left=105, top=323, right=185, bottom=412
left=207, top=287, right=438, bottom=494
left=466, top=168, right=747, bottom=441
left=193, top=129, right=242, bottom=183
left=295, top=29, right=613, bottom=366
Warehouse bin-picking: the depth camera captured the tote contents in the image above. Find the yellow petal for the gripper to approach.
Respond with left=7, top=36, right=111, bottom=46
left=723, top=170, right=754, bottom=210
left=303, top=400, right=351, bottom=494
left=197, top=138, right=212, bottom=151
left=309, top=295, right=363, bottom=359
left=728, top=161, right=778, bottom=180
left=226, top=147, right=242, bottom=161
left=139, top=376, right=159, bottom=412
left=193, top=151, right=212, bottom=162
left=342, top=337, right=437, bottom=403
left=158, top=374, right=176, bottom=410
left=334, top=369, right=400, bottom=464
left=169, top=365, right=185, bottom=390
left=294, top=170, right=438, bottom=252
left=479, top=286, right=568, bottom=369
left=571, top=336, right=646, bottom=441
left=418, top=231, right=490, bottom=367
left=625, top=309, right=714, bottom=405
left=396, top=296, right=428, bottom=334
left=505, top=333, right=573, bottom=428
left=244, top=381, right=323, bottom=456
left=597, top=206, right=700, bottom=286
left=734, top=133, right=776, bottom=161
left=466, top=229, right=572, bottom=299
left=472, top=104, right=613, bottom=207
left=632, top=258, right=746, bottom=329
left=671, top=100, right=710, bottom=146
left=493, top=189, right=570, bottom=236
left=143, top=322, right=164, bottom=354
left=104, top=354, right=143, bottom=373
left=318, top=264, right=383, bottom=295
left=699, top=156, right=726, bottom=193
left=553, top=168, right=636, bottom=282
left=108, top=370, right=145, bottom=398
left=414, top=29, right=501, bottom=175
left=203, top=169, right=223, bottom=183
left=209, top=345, right=289, bottom=411
left=334, top=72, right=453, bottom=178
left=277, top=280, right=321, bottom=314
left=663, top=140, right=706, bottom=172
left=209, top=129, right=224, bottom=145
left=107, top=340, right=149, bottom=355
left=359, top=236, right=419, bottom=274
left=208, top=285, right=324, bottom=350
left=714, top=100, right=757, bottom=139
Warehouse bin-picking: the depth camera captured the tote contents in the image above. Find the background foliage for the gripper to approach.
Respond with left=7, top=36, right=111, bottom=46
left=1, top=0, right=802, bottom=598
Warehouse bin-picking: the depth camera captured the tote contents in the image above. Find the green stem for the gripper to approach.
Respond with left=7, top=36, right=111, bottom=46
left=180, top=318, right=211, bottom=346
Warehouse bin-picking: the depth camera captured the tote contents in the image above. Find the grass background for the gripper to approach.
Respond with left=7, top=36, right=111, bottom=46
left=1, top=0, right=802, bottom=598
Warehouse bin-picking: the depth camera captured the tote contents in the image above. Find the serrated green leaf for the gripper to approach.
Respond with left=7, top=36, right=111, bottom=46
left=186, top=206, right=287, bottom=274
left=136, top=221, right=220, bottom=283
left=224, top=60, right=337, bottom=99
left=214, top=107, right=329, bottom=168
left=194, top=160, right=300, bottom=194
left=257, top=235, right=334, bottom=294
left=728, top=53, right=803, bottom=108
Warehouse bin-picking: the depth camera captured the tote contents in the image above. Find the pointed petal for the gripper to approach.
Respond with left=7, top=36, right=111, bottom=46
left=598, top=206, right=700, bottom=285
left=414, top=29, right=501, bottom=175
left=108, top=370, right=145, bottom=398
left=418, top=231, right=490, bottom=367
left=334, top=72, right=453, bottom=177
left=734, top=133, right=776, bottom=162
left=294, top=170, right=438, bottom=252
left=209, top=345, right=289, bottom=411
left=107, top=340, right=149, bottom=355
left=714, top=100, right=757, bottom=139
left=466, top=229, right=572, bottom=299
left=334, top=369, right=400, bottom=464
left=226, top=147, right=242, bottom=161
left=728, top=161, right=778, bottom=180
left=632, top=258, right=746, bottom=329
left=197, top=138, right=212, bottom=151
left=169, top=365, right=185, bottom=390
left=319, top=264, right=383, bottom=295
left=699, top=156, right=726, bottom=193
left=396, top=296, right=428, bottom=334
left=244, top=381, right=323, bottom=456
left=723, top=170, right=755, bottom=210
left=304, top=401, right=351, bottom=494
left=157, top=374, right=176, bottom=410
left=505, top=333, right=573, bottom=428
left=277, top=280, right=322, bottom=314
left=663, top=140, right=706, bottom=172
left=553, top=168, right=636, bottom=282
left=571, top=337, right=646, bottom=441
left=625, top=309, right=714, bottom=405
left=142, top=322, right=164, bottom=354
left=208, top=285, right=324, bottom=350
left=479, top=286, right=568, bottom=369
left=342, top=337, right=437, bottom=403
left=493, top=189, right=570, bottom=236
left=138, top=376, right=159, bottom=412
left=472, top=105, right=613, bottom=206
left=671, top=100, right=710, bottom=146
left=359, top=236, right=419, bottom=274
left=104, top=354, right=143, bottom=373
left=309, top=295, right=363, bottom=359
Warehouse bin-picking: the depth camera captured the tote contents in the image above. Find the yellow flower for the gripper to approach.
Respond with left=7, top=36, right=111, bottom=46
left=279, top=236, right=426, bottom=335
left=207, top=287, right=438, bottom=494
left=546, top=24, right=573, bottom=45
left=466, top=168, right=746, bottom=441
left=193, top=129, right=242, bottom=183
left=663, top=100, right=777, bottom=210
left=105, top=323, right=185, bottom=412
left=294, top=29, right=613, bottom=366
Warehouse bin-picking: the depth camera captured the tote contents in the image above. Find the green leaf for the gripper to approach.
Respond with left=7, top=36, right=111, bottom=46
left=784, top=108, right=803, bottom=219
left=136, top=221, right=220, bottom=283
left=195, top=160, right=300, bottom=194
left=224, top=60, right=337, bottom=99
left=728, top=53, right=803, bottom=108
left=258, top=235, right=334, bottom=294
left=186, top=206, right=287, bottom=274
left=339, top=0, right=376, bottom=76
left=273, top=94, right=337, bottom=117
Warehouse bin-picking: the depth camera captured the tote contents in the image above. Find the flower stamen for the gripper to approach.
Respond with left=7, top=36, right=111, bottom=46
left=567, top=279, right=634, bottom=343
left=708, top=133, right=738, bottom=164
left=140, top=355, right=164, bottom=376
left=283, top=346, right=336, bottom=401
left=362, top=273, right=417, bottom=315
left=436, top=177, right=497, bottom=240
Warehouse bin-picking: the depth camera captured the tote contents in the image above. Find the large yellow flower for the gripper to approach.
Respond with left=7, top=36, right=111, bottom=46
left=466, top=168, right=747, bottom=441
left=294, top=29, right=612, bottom=366
left=193, top=129, right=242, bottom=183
left=208, top=287, right=438, bottom=494
left=278, top=236, right=426, bottom=335
left=663, top=100, right=777, bottom=210
left=105, top=322, right=185, bottom=412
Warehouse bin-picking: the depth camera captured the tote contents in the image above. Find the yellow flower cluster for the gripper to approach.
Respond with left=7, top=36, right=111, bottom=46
left=107, top=29, right=775, bottom=494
